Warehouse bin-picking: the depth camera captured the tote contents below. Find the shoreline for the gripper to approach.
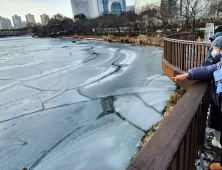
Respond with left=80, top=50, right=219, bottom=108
left=33, top=34, right=164, bottom=49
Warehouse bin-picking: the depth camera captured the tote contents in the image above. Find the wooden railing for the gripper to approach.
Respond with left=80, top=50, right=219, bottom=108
left=164, top=34, right=211, bottom=72
left=126, top=33, right=211, bottom=170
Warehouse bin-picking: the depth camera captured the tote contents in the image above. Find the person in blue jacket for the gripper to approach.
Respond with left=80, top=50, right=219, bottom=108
left=207, top=32, right=222, bottom=62
left=171, top=36, right=222, bottom=170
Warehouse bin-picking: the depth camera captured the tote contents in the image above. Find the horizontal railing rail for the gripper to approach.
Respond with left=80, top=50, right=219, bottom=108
left=126, top=81, right=210, bottom=170
left=166, top=33, right=196, bottom=41
left=164, top=34, right=211, bottom=72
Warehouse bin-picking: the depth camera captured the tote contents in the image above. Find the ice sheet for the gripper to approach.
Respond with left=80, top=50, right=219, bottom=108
left=25, top=70, right=71, bottom=91
left=0, top=100, right=103, bottom=170
left=145, top=75, right=177, bottom=91
left=33, top=114, right=145, bottom=170
left=0, top=85, right=42, bottom=121
left=0, top=37, right=175, bottom=170
left=0, top=66, right=42, bottom=80
left=25, top=66, right=114, bottom=90
left=137, top=90, right=175, bottom=112
left=44, top=89, right=91, bottom=109
left=80, top=47, right=122, bottom=67
left=0, top=80, right=20, bottom=90
left=114, top=94, right=163, bottom=131
left=82, top=66, right=117, bottom=85
left=38, top=91, right=65, bottom=103
left=80, top=64, right=160, bottom=98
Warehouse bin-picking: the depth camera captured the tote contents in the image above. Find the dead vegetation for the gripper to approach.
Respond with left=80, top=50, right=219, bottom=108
left=103, top=35, right=112, bottom=42
left=73, top=35, right=78, bottom=39
left=101, top=35, right=163, bottom=46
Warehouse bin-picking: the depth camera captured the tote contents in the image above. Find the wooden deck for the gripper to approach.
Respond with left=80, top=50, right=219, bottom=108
left=126, top=33, right=213, bottom=170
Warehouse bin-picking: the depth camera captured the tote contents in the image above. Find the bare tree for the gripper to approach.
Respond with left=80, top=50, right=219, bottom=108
left=156, top=0, right=181, bottom=33
left=61, top=18, right=74, bottom=32
left=124, top=11, right=139, bottom=32
left=141, top=5, right=158, bottom=32
left=47, top=15, right=74, bottom=33
left=209, top=0, right=222, bottom=15
left=73, top=20, right=86, bottom=33
left=109, top=14, right=125, bottom=34
left=181, top=0, right=210, bottom=32
left=84, top=18, right=99, bottom=33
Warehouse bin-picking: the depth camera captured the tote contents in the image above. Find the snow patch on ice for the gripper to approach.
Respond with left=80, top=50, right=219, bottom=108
left=82, top=66, right=117, bottom=85
left=108, top=48, right=119, bottom=52
left=119, top=49, right=136, bottom=65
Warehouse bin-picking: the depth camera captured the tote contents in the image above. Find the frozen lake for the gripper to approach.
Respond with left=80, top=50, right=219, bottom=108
left=0, top=36, right=176, bottom=170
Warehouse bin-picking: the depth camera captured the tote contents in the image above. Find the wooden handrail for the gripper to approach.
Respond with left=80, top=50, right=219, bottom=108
left=166, top=33, right=197, bottom=41
left=165, top=37, right=211, bottom=46
left=164, top=33, right=211, bottom=73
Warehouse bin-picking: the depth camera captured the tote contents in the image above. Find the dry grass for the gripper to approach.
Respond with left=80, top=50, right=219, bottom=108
left=119, top=36, right=125, bottom=42
left=70, top=34, right=164, bottom=47
left=103, top=35, right=112, bottom=42
left=134, top=36, right=148, bottom=45
left=139, top=88, right=185, bottom=151
left=73, top=35, right=78, bottom=39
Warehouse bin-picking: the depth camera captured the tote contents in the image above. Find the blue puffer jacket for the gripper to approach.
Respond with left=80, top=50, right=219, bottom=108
left=188, top=61, right=221, bottom=80
left=188, top=62, right=222, bottom=131
left=207, top=32, right=222, bottom=61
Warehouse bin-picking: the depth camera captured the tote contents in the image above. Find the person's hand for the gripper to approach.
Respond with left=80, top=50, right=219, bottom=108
left=170, top=73, right=189, bottom=82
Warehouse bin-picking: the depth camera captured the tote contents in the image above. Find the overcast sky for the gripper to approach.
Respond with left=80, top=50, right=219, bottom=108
left=0, top=0, right=135, bottom=24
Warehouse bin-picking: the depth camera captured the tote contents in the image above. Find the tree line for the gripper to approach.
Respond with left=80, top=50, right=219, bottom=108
left=28, top=0, right=222, bottom=36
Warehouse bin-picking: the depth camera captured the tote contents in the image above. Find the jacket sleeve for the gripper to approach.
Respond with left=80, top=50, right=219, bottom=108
left=207, top=47, right=214, bottom=61
left=187, top=63, right=219, bottom=81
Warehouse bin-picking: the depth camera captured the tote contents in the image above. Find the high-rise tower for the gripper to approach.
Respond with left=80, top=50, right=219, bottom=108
left=12, top=15, right=23, bottom=28
left=25, top=13, right=35, bottom=25
left=70, top=0, right=99, bottom=20
left=40, top=14, right=49, bottom=25
left=98, top=0, right=126, bottom=15
left=0, top=17, right=12, bottom=29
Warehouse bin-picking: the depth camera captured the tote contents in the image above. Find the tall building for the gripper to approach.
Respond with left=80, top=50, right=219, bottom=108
left=0, top=17, right=12, bottom=29
left=135, top=0, right=161, bottom=13
left=162, top=0, right=182, bottom=18
left=135, top=0, right=181, bottom=18
left=98, top=0, right=126, bottom=15
left=6, top=19, right=13, bottom=29
left=70, top=0, right=99, bottom=19
left=40, top=13, right=49, bottom=25
left=126, top=5, right=135, bottom=12
left=12, top=15, right=23, bottom=28
left=22, top=21, right=26, bottom=27
left=25, top=13, right=35, bottom=25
